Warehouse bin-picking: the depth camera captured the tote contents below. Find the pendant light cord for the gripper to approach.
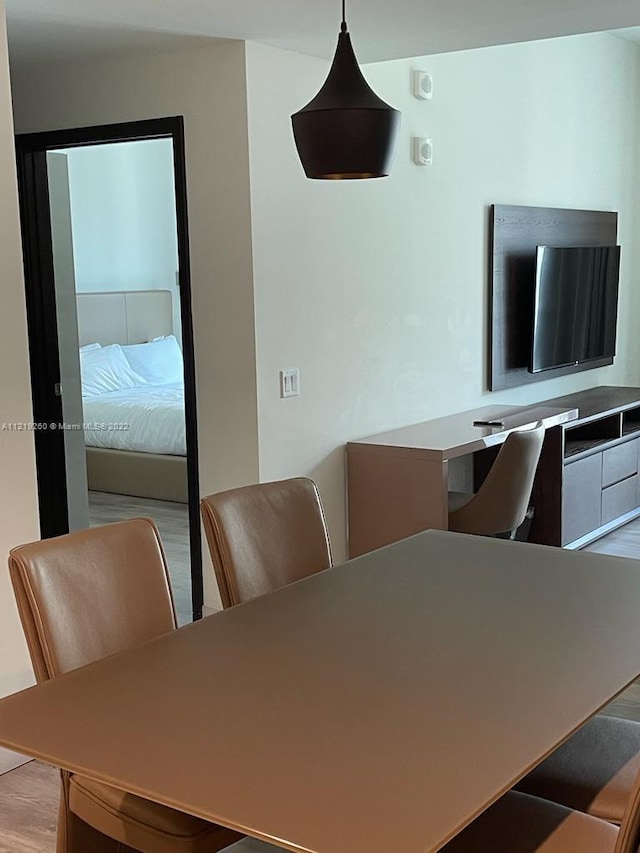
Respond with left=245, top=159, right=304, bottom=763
left=341, top=0, right=347, bottom=32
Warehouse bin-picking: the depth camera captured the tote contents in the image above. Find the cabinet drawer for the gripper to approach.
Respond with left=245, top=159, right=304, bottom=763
left=562, top=454, right=602, bottom=545
left=602, top=475, right=639, bottom=525
left=602, top=440, right=639, bottom=487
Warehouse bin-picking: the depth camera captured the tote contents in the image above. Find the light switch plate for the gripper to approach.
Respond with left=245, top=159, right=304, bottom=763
left=280, top=368, right=300, bottom=398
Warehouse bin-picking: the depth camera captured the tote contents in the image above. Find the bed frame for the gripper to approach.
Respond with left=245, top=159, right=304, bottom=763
left=77, top=290, right=188, bottom=504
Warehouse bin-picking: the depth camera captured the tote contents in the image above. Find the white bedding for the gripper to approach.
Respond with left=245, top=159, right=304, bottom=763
left=82, top=382, right=186, bottom=456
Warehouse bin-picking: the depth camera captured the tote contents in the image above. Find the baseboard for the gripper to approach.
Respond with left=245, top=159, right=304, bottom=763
left=0, top=747, right=31, bottom=775
left=565, top=507, right=640, bottom=550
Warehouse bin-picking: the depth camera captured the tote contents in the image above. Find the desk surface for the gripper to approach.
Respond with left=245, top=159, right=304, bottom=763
left=347, top=404, right=577, bottom=461
left=1, top=532, right=640, bottom=853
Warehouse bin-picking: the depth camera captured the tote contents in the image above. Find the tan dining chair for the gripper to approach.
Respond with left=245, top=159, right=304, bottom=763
left=8, top=518, right=243, bottom=853
left=201, top=477, right=332, bottom=608
left=448, top=422, right=545, bottom=537
left=514, top=713, right=640, bottom=825
left=439, top=786, right=630, bottom=852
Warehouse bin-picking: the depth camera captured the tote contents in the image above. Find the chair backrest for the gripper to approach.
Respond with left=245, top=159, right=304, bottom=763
left=449, top=422, right=545, bottom=536
left=201, top=477, right=333, bottom=608
left=8, top=518, right=176, bottom=682
left=614, top=762, right=640, bottom=853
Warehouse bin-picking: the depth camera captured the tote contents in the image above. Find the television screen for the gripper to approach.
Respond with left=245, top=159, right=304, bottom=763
left=530, top=245, right=621, bottom=373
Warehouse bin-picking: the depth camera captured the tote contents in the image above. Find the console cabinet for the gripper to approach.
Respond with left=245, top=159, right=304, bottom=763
left=555, top=392, right=640, bottom=547
left=347, top=387, right=640, bottom=556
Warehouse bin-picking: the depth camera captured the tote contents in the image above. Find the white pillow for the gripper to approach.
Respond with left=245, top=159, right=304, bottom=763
left=80, top=344, right=148, bottom=397
left=80, top=342, right=101, bottom=352
left=121, top=335, right=183, bottom=385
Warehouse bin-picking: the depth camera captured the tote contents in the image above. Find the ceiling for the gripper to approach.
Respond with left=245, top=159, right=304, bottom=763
left=5, top=0, right=640, bottom=67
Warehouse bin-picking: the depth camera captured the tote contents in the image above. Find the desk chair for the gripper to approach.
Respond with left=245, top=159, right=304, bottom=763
left=9, top=519, right=243, bottom=853
left=448, top=422, right=545, bottom=538
left=201, top=477, right=332, bottom=608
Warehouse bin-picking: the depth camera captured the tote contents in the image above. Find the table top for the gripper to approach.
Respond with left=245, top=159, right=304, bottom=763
left=347, top=405, right=578, bottom=461
left=1, top=531, right=640, bottom=853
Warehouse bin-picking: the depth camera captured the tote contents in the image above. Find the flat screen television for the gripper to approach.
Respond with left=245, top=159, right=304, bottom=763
left=529, top=244, right=621, bottom=374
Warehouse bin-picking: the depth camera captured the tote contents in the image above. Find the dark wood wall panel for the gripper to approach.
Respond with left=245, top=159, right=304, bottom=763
left=490, top=204, right=618, bottom=391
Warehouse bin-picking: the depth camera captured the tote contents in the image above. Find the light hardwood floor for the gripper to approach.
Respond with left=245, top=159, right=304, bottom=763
left=0, top=760, right=58, bottom=853
left=2, top=519, right=640, bottom=850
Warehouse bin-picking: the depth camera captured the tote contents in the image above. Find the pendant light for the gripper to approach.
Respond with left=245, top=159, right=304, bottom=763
left=291, top=1, right=400, bottom=180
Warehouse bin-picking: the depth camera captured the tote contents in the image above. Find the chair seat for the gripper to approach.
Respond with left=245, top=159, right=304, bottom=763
left=441, top=791, right=618, bottom=852
left=515, top=714, right=640, bottom=824
left=70, top=774, right=243, bottom=853
left=448, top=491, right=474, bottom=513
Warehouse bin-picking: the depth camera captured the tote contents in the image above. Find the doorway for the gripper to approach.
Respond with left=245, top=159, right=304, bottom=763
left=16, top=117, right=203, bottom=622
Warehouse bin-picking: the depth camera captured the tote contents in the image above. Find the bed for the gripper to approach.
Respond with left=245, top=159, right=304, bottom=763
left=77, top=290, right=188, bottom=503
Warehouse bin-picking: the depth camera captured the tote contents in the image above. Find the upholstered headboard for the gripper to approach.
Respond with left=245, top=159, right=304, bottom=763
left=76, top=290, right=174, bottom=347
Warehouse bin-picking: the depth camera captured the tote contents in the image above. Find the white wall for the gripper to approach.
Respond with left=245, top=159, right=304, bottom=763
left=60, top=139, right=182, bottom=341
left=9, top=31, right=640, bottom=579
left=11, top=41, right=259, bottom=608
left=245, top=34, right=640, bottom=560
left=0, top=4, right=41, bottom=772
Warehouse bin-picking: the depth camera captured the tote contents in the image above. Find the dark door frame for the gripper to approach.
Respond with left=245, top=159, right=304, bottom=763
left=15, top=116, right=203, bottom=620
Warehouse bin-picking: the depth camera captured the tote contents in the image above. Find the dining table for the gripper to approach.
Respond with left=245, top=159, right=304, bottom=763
left=1, top=529, right=640, bottom=853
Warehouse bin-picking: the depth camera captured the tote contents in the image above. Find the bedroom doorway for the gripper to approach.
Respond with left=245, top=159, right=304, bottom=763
left=16, top=117, right=203, bottom=623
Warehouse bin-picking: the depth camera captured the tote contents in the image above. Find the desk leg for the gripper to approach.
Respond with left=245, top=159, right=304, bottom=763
left=529, top=426, right=563, bottom=546
left=347, top=452, right=448, bottom=557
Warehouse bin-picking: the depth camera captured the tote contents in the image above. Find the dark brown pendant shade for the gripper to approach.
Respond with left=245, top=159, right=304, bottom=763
left=291, top=20, right=400, bottom=180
